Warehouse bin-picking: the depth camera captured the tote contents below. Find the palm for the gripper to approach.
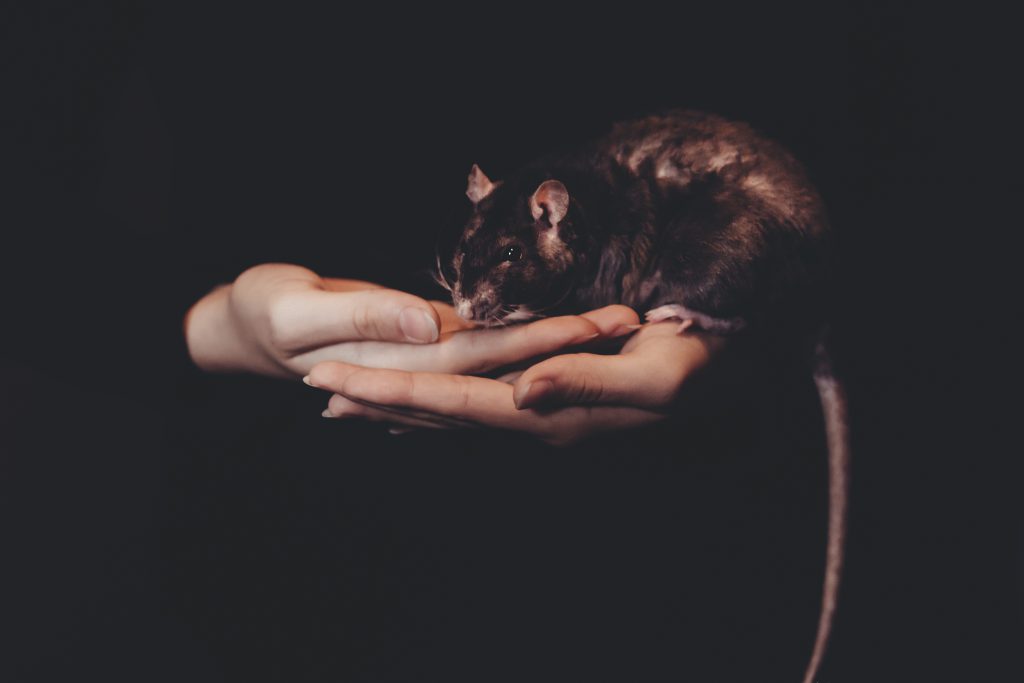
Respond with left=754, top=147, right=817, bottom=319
left=305, top=314, right=725, bottom=446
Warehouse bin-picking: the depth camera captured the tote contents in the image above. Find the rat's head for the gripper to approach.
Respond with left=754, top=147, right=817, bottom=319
left=449, top=164, right=581, bottom=325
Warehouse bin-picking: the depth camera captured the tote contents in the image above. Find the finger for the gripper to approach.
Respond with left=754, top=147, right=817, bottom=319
left=308, top=362, right=664, bottom=443
left=320, top=278, right=386, bottom=292
left=434, top=314, right=604, bottom=375
left=323, top=394, right=457, bottom=430
left=428, top=301, right=477, bottom=334
left=578, top=304, right=642, bottom=336
left=349, top=395, right=663, bottom=446
left=288, top=311, right=596, bottom=375
left=288, top=308, right=613, bottom=376
left=360, top=399, right=663, bottom=447
left=512, top=332, right=717, bottom=409
left=329, top=392, right=478, bottom=429
left=270, top=288, right=442, bottom=350
left=308, top=362, right=529, bottom=430
left=494, top=370, right=524, bottom=384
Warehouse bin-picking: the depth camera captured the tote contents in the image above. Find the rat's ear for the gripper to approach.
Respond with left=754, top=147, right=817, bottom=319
left=529, top=179, right=570, bottom=230
left=466, top=164, right=497, bottom=204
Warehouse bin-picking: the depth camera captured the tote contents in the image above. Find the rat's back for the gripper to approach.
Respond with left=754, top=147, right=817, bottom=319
left=600, top=110, right=827, bottom=240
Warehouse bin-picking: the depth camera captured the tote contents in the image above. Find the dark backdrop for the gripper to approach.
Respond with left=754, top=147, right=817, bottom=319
left=2, top=3, right=1019, bottom=682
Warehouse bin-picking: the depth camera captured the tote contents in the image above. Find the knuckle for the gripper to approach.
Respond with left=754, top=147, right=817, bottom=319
left=450, top=342, right=486, bottom=374
left=565, top=369, right=603, bottom=404
left=452, top=375, right=473, bottom=412
left=398, top=372, right=418, bottom=405
left=351, top=305, right=376, bottom=340
left=459, top=332, right=499, bottom=374
left=265, top=293, right=300, bottom=351
left=232, top=263, right=272, bottom=288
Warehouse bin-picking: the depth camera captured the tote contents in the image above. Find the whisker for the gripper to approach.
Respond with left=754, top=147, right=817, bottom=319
left=489, top=306, right=518, bottom=327
left=430, top=269, right=452, bottom=293
left=432, top=248, right=454, bottom=293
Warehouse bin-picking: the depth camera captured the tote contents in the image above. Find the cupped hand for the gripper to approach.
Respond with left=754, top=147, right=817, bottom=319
left=185, top=263, right=638, bottom=379
left=306, top=317, right=726, bottom=446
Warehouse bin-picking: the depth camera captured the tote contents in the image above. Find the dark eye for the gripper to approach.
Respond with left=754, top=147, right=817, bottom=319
left=503, top=245, right=523, bottom=262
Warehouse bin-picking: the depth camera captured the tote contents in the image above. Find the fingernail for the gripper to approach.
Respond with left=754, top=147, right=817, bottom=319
left=321, top=409, right=336, bottom=418
left=302, top=375, right=315, bottom=386
left=571, top=331, right=601, bottom=345
left=388, top=427, right=413, bottom=435
left=399, top=307, right=439, bottom=343
left=611, top=324, right=643, bottom=337
left=514, top=379, right=554, bottom=410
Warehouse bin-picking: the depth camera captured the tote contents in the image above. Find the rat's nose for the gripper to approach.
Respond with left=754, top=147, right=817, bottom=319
left=455, top=299, right=474, bottom=321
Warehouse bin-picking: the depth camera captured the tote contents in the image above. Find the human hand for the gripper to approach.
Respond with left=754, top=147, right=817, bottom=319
left=184, top=263, right=637, bottom=379
left=184, top=263, right=452, bottom=377
left=306, top=317, right=727, bottom=446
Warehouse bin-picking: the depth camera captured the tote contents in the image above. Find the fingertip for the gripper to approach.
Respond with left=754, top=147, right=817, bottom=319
left=353, top=290, right=441, bottom=343
left=607, top=303, right=641, bottom=320
left=305, top=366, right=328, bottom=388
left=580, top=305, right=641, bottom=336
left=513, top=378, right=555, bottom=410
left=612, top=323, right=644, bottom=337
left=307, top=360, right=349, bottom=388
left=512, top=380, right=528, bottom=409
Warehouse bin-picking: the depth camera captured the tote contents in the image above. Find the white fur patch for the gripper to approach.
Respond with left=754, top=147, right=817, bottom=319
left=538, top=229, right=567, bottom=262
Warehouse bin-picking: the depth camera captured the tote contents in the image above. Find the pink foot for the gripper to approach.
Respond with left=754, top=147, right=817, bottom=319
left=645, top=304, right=697, bottom=334
left=644, top=304, right=746, bottom=335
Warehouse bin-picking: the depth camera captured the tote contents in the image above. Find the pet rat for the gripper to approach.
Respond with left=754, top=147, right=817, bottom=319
left=439, top=110, right=849, bottom=683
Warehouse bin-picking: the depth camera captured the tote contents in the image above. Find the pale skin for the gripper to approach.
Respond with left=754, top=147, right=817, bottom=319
left=185, top=263, right=725, bottom=445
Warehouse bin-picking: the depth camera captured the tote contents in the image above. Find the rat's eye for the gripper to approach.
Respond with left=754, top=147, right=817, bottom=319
left=503, top=245, right=523, bottom=262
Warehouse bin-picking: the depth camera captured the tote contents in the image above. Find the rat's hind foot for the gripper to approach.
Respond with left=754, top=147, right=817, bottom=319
left=644, top=304, right=746, bottom=335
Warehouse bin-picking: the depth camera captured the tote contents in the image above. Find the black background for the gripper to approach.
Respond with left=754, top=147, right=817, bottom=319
left=1, top=2, right=1020, bottom=682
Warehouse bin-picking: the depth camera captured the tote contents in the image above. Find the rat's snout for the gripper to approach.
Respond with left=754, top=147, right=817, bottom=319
left=455, top=298, right=473, bottom=320
left=453, top=285, right=499, bottom=323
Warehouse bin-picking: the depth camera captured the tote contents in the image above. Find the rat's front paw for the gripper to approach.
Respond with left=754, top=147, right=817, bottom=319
left=645, top=304, right=745, bottom=334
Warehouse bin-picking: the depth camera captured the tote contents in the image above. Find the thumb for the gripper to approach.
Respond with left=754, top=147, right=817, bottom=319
left=270, top=288, right=442, bottom=351
left=512, top=329, right=722, bottom=410
left=512, top=353, right=643, bottom=410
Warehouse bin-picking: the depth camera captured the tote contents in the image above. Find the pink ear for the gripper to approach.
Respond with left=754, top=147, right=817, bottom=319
left=466, top=164, right=497, bottom=203
left=529, top=179, right=570, bottom=229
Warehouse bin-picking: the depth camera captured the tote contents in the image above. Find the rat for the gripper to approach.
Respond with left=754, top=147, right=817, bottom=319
left=438, top=109, right=849, bottom=683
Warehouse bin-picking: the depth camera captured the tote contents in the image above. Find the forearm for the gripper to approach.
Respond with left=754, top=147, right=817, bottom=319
left=183, top=283, right=293, bottom=378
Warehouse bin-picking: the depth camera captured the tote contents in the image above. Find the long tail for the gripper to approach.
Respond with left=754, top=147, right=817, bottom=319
left=802, top=333, right=851, bottom=683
